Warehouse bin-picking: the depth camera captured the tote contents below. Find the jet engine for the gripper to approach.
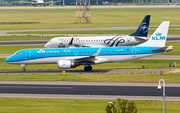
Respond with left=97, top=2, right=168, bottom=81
left=58, top=60, right=77, bottom=69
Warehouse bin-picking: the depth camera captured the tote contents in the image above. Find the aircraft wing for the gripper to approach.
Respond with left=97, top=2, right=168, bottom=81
left=71, top=48, right=101, bottom=63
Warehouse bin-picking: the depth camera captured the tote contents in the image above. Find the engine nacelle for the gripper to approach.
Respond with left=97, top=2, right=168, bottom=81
left=58, top=60, right=76, bottom=69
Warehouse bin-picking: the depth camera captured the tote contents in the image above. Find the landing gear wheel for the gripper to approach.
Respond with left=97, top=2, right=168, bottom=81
left=84, top=65, right=92, bottom=71
left=88, top=66, right=92, bottom=71
left=84, top=66, right=89, bottom=71
left=22, top=68, right=26, bottom=72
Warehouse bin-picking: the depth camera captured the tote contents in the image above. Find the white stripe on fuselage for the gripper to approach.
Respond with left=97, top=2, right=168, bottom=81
left=7, top=54, right=154, bottom=64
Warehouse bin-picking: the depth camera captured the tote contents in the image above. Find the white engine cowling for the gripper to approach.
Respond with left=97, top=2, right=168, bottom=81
left=58, top=60, right=75, bottom=69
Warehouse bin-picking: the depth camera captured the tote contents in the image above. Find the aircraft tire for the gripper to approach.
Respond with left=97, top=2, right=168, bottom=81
left=84, top=66, right=89, bottom=71
left=22, top=68, right=26, bottom=72
left=88, top=66, right=92, bottom=71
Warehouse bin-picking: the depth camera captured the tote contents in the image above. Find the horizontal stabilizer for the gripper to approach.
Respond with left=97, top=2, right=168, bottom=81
left=134, top=36, right=148, bottom=40
left=151, top=46, right=173, bottom=52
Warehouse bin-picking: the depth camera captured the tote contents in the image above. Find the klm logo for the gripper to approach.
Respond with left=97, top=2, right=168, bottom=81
left=37, top=49, right=45, bottom=53
left=152, top=32, right=165, bottom=40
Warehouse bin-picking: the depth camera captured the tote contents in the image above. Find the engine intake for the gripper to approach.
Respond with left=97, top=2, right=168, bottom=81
left=58, top=60, right=77, bottom=69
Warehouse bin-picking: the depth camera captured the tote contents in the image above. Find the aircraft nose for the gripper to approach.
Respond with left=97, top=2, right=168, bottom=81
left=44, top=43, right=49, bottom=48
left=5, top=55, right=13, bottom=63
left=5, top=58, right=10, bottom=63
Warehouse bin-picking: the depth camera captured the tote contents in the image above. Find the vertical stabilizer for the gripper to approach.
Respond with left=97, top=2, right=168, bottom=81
left=138, top=21, right=170, bottom=47
left=129, top=15, right=150, bottom=37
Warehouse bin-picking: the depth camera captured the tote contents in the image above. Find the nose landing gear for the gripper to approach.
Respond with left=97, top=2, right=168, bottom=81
left=84, top=65, right=92, bottom=71
left=21, top=64, right=26, bottom=72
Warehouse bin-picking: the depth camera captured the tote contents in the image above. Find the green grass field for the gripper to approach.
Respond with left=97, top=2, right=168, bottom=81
left=0, top=41, right=178, bottom=55
left=0, top=98, right=179, bottom=113
left=0, top=8, right=180, bottom=30
left=0, top=73, right=180, bottom=83
left=0, top=36, right=57, bottom=41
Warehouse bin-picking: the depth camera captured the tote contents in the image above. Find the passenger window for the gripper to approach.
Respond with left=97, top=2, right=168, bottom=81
left=52, top=52, right=54, bottom=54
left=37, top=53, right=39, bottom=55
left=60, top=52, right=61, bottom=54
left=102, top=51, right=103, bottom=53
left=41, top=53, right=43, bottom=54
left=48, top=53, right=50, bottom=54
left=105, top=51, right=107, bottom=53
left=109, top=51, right=110, bottom=53
left=116, top=51, right=118, bottom=53
left=71, top=52, right=73, bottom=54
left=112, top=51, right=114, bottom=53
left=91, top=51, right=93, bottom=53
left=63, top=52, right=65, bottom=54
left=88, top=52, right=89, bottom=53
left=80, top=52, right=81, bottom=54
left=84, top=52, right=85, bottom=53
left=56, top=52, right=58, bottom=54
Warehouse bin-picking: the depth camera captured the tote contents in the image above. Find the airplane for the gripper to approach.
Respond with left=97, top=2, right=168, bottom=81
left=44, top=15, right=151, bottom=48
left=18, top=0, right=49, bottom=7
left=5, top=21, right=172, bottom=72
left=31, top=0, right=49, bottom=7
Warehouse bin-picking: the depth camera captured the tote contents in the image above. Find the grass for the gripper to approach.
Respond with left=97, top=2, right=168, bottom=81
left=0, top=41, right=178, bottom=55
left=8, top=29, right=180, bottom=35
left=0, top=8, right=180, bottom=30
left=0, top=36, right=60, bottom=41
left=0, top=73, right=180, bottom=83
left=0, top=45, right=44, bottom=54
left=0, top=98, right=179, bottom=113
left=1, top=58, right=180, bottom=71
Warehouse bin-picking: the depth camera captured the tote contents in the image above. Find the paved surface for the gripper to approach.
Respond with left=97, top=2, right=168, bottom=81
left=0, top=94, right=179, bottom=101
left=1, top=81, right=180, bottom=87
left=0, top=69, right=176, bottom=75
left=0, top=26, right=146, bottom=34
left=0, top=81, right=180, bottom=100
left=0, top=83, right=179, bottom=100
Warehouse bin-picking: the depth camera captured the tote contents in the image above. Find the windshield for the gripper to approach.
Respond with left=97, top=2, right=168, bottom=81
left=13, top=52, right=19, bottom=55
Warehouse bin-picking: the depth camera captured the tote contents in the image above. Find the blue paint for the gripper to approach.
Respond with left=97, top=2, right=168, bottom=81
left=5, top=46, right=165, bottom=63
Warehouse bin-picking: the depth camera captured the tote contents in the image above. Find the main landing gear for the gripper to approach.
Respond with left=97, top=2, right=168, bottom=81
left=84, top=65, right=92, bottom=71
left=21, top=64, right=26, bottom=72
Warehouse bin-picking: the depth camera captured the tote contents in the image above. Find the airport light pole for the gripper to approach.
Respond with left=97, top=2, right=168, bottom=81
left=108, top=101, right=118, bottom=113
left=157, top=79, right=165, bottom=113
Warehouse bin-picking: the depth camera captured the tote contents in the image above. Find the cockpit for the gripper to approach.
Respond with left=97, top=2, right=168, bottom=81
left=13, top=52, right=19, bottom=55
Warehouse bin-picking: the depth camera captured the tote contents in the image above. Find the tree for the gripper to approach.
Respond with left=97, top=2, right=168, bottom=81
left=106, top=98, right=137, bottom=113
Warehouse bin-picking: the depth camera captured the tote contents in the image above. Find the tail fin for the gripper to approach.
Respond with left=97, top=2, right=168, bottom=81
left=129, top=15, right=150, bottom=37
left=137, top=21, right=170, bottom=47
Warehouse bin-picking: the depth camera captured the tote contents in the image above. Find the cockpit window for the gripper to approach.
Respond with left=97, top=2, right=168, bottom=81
left=14, top=52, right=19, bottom=55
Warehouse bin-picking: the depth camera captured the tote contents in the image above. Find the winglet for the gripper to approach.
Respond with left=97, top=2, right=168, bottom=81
left=91, top=48, right=101, bottom=57
left=68, top=37, right=74, bottom=45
